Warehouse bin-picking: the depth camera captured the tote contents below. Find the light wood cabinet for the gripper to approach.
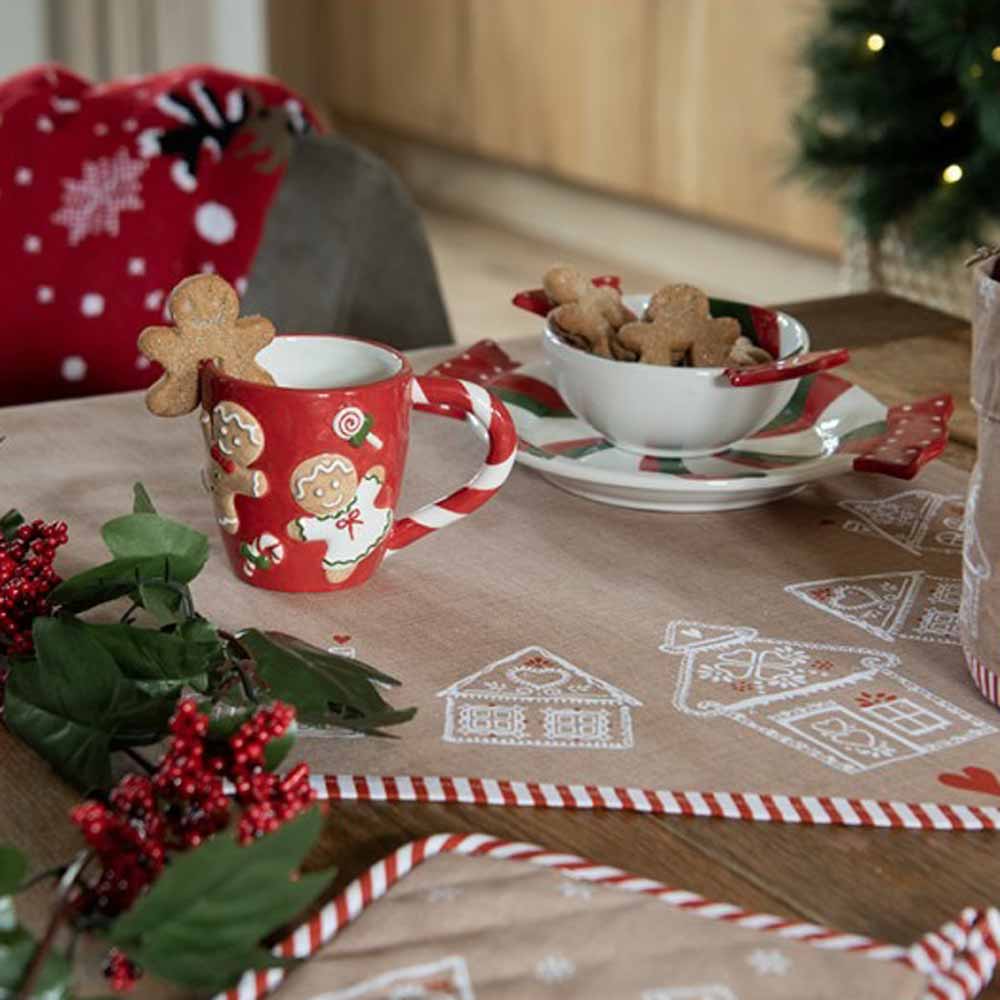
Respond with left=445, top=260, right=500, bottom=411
left=270, top=0, right=840, bottom=255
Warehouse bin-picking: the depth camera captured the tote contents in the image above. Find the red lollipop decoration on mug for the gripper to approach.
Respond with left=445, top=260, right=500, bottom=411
left=332, top=405, right=383, bottom=450
left=138, top=274, right=517, bottom=592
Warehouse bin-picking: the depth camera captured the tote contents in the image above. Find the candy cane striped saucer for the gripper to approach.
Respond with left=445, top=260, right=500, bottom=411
left=492, top=362, right=952, bottom=512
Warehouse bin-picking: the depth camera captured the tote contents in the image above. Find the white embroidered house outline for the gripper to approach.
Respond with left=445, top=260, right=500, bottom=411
left=661, top=621, right=993, bottom=775
left=439, top=646, right=642, bottom=751
left=784, top=570, right=962, bottom=645
left=642, top=988, right=738, bottom=1000
left=317, top=954, right=475, bottom=999
left=839, top=489, right=965, bottom=555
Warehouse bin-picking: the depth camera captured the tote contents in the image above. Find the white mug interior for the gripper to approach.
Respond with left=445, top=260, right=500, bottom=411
left=257, top=335, right=403, bottom=390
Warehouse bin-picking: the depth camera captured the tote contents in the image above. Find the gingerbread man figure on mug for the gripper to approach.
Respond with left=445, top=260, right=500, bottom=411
left=200, top=401, right=269, bottom=534
left=286, top=453, right=392, bottom=583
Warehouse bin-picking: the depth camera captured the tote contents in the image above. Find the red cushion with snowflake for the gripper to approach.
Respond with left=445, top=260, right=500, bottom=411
left=0, top=64, right=318, bottom=407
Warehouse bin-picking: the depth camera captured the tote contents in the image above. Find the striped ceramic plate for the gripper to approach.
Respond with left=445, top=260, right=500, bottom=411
left=490, top=361, right=952, bottom=512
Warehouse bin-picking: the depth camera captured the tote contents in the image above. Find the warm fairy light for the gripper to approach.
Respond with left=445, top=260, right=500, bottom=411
left=866, top=33, right=885, bottom=52
left=940, top=110, right=957, bottom=128
left=942, top=163, right=964, bottom=184
left=992, top=46, right=1000, bottom=61
left=971, top=62, right=984, bottom=78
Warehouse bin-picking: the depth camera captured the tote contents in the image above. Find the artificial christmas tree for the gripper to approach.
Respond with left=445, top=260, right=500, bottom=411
left=795, top=0, right=1000, bottom=315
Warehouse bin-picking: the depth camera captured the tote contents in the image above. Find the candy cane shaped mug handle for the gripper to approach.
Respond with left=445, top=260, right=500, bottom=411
left=386, top=375, right=517, bottom=552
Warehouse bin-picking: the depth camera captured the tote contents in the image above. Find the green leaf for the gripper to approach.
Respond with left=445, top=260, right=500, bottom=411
left=0, top=925, right=72, bottom=999
left=323, top=706, right=417, bottom=735
left=51, top=556, right=178, bottom=614
left=109, top=809, right=331, bottom=992
left=5, top=618, right=175, bottom=790
left=84, top=621, right=222, bottom=696
left=0, top=510, right=24, bottom=542
left=82, top=511, right=208, bottom=620
left=238, top=630, right=414, bottom=734
left=0, top=848, right=26, bottom=898
left=132, top=482, right=157, bottom=515
left=52, top=505, right=207, bottom=616
left=116, top=942, right=296, bottom=993
left=266, top=633, right=401, bottom=687
left=101, top=513, right=208, bottom=580
left=134, top=581, right=188, bottom=626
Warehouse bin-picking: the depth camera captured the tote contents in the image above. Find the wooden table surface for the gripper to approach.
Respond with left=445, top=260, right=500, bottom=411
left=3, top=291, right=995, bottom=998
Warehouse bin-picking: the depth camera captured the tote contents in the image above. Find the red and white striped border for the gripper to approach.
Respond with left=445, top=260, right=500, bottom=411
left=218, top=832, right=999, bottom=1000
left=312, top=774, right=1000, bottom=831
left=912, top=908, right=1000, bottom=1000
left=968, top=658, right=1000, bottom=711
left=387, top=376, right=517, bottom=551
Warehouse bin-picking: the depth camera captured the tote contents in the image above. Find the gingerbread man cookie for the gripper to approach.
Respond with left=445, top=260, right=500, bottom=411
left=200, top=401, right=269, bottom=534
left=544, top=265, right=633, bottom=358
left=139, top=274, right=275, bottom=417
left=644, top=284, right=741, bottom=367
left=286, top=453, right=392, bottom=584
left=615, top=319, right=693, bottom=366
left=727, top=335, right=773, bottom=367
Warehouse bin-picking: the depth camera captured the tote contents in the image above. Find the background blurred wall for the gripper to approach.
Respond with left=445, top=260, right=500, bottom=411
left=0, top=0, right=48, bottom=76
left=0, top=0, right=266, bottom=81
left=269, top=0, right=840, bottom=257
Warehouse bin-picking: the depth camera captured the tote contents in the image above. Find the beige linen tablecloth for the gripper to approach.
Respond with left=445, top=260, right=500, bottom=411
left=3, top=339, right=999, bottom=830
left=227, top=838, right=935, bottom=1000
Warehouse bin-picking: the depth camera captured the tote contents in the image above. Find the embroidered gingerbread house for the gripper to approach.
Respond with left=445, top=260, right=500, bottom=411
left=325, top=955, right=474, bottom=999
left=439, top=646, right=642, bottom=751
left=661, top=621, right=994, bottom=774
left=642, top=988, right=737, bottom=1000
left=785, top=570, right=961, bottom=645
left=839, top=489, right=964, bottom=555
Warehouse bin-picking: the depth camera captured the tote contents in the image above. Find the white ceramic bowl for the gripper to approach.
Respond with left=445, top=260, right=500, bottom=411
left=543, top=294, right=809, bottom=457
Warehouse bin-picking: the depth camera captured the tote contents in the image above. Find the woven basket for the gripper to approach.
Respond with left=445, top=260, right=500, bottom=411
left=843, top=224, right=973, bottom=319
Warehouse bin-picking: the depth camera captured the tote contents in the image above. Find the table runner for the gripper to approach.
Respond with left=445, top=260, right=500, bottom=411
left=218, top=833, right=999, bottom=1000
left=3, top=338, right=1000, bottom=833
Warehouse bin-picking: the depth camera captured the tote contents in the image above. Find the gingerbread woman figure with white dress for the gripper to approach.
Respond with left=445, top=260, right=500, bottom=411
left=286, top=453, right=392, bottom=583
left=200, top=401, right=269, bottom=533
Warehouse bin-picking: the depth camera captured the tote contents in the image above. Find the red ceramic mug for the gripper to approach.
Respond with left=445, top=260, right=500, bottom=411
left=198, top=334, right=517, bottom=592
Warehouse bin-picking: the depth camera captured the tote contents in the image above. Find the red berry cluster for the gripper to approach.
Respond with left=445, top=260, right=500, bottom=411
left=103, top=948, right=140, bottom=993
left=227, top=703, right=315, bottom=843
left=70, top=775, right=166, bottom=918
left=153, top=698, right=230, bottom=848
left=72, top=698, right=315, bottom=993
left=0, top=519, right=67, bottom=655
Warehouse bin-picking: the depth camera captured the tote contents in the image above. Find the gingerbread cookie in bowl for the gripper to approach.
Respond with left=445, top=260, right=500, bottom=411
left=543, top=266, right=634, bottom=358
left=540, top=272, right=776, bottom=370
left=537, top=271, right=816, bottom=457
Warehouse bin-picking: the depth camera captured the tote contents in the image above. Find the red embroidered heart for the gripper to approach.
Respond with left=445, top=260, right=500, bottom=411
left=938, top=766, right=1000, bottom=798
left=332, top=634, right=352, bottom=645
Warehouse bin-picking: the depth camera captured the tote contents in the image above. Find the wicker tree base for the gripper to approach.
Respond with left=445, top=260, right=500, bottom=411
left=843, top=225, right=974, bottom=319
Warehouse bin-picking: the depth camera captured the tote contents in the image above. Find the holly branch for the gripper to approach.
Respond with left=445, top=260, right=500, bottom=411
left=2, top=696, right=336, bottom=996
left=1, top=483, right=415, bottom=792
